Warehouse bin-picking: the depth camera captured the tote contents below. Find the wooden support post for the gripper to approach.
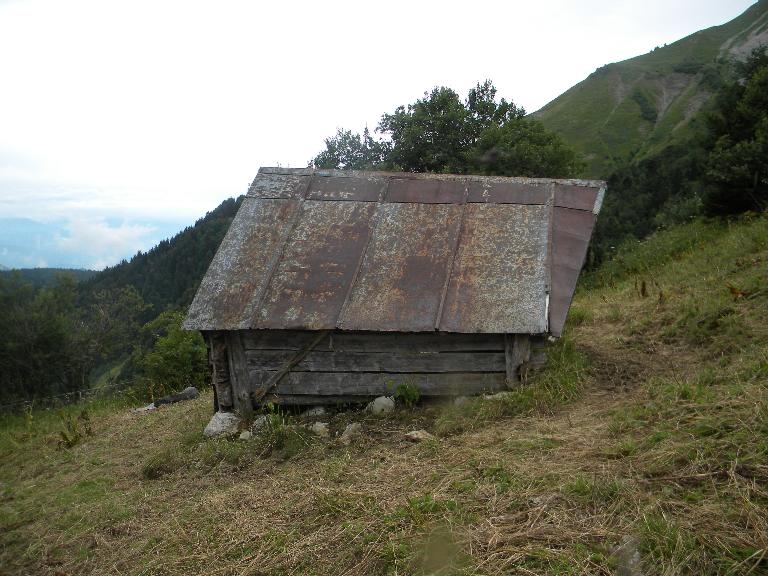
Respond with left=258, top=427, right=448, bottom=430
left=208, top=331, right=234, bottom=411
left=226, top=331, right=253, bottom=418
left=505, top=334, right=531, bottom=388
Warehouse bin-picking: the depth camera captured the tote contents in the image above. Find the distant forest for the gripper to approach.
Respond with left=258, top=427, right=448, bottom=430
left=0, top=197, right=241, bottom=407
left=0, top=268, right=96, bottom=288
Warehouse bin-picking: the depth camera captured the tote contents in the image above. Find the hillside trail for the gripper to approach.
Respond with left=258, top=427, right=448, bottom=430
left=448, top=319, right=677, bottom=496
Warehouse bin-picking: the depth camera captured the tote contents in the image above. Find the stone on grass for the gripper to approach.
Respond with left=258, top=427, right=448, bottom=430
left=340, top=422, right=362, bottom=445
left=308, top=422, right=329, bottom=438
left=238, top=430, right=252, bottom=441
left=250, top=415, right=269, bottom=432
left=611, top=535, right=642, bottom=576
left=131, top=403, right=157, bottom=414
left=404, top=430, right=435, bottom=443
left=483, top=391, right=513, bottom=401
left=154, top=386, right=199, bottom=407
left=453, top=396, right=469, bottom=407
left=302, top=406, right=326, bottom=418
left=366, top=396, right=395, bottom=414
left=203, top=411, right=241, bottom=438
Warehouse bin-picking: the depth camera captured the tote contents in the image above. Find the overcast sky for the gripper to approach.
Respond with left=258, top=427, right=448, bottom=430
left=0, top=0, right=757, bottom=269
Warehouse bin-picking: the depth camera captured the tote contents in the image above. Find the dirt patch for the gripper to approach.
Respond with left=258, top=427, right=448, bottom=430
left=579, top=341, right=649, bottom=391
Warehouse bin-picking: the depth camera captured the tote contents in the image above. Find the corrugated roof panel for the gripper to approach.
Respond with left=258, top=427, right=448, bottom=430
left=549, top=207, right=596, bottom=337
left=387, top=178, right=467, bottom=203
left=255, top=201, right=377, bottom=330
left=247, top=173, right=309, bottom=199
left=306, top=175, right=385, bottom=201
left=467, top=180, right=550, bottom=204
left=183, top=198, right=300, bottom=330
left=185, top=169, right=606, bottom=335
left=339, top=203, right=463, bottom=331
left=554, top=183, right=599, bottom=211
left=439, top=203, right=550, bottom=333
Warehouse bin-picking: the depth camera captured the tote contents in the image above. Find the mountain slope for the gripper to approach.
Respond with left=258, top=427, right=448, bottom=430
left=2, top=214, right=767, bottom=574
left=535, top=0, right=768, bottom=177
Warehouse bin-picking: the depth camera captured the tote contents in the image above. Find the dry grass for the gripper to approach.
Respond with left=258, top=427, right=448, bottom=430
left=1, top=214, right=767, bottom=575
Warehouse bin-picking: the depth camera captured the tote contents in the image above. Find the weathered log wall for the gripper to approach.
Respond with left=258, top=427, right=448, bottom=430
left=204, top=329, right=546, bottom=414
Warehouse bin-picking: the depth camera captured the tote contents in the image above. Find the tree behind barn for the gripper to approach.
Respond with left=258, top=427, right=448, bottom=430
left=312, top=80, right=584, bottom=178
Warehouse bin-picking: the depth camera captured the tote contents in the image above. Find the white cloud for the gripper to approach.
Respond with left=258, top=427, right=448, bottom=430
left=55, top=218, right=157, bottom=269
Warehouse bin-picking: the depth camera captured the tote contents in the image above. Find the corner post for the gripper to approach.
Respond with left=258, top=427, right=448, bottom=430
left=226, top=331, right=253, bottom=418
left=504, top=334, right=531, bottom=387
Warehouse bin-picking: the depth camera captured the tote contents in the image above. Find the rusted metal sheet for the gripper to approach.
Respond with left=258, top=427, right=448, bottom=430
left=247, top=173, right=309, bottom=199
left=185, top=169, right=605, bottom=336
left=306, top=175, right=385, bottom=201
left=467, top=180, right=550, bottom=204
left=184, top=198, right=300, bottom=330
left=439, top=203, right=550, bottom=333
left=554, top=183, right=599, bottom=211
left=255, top=201, right=377, bottom=329
left=387, top=178, right=467, bottom=203
left=339, top=203, right=462, bottom=331
left=549, top=207, right=596, bottom=337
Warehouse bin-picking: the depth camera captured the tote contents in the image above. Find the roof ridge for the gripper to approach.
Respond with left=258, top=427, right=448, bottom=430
left=257, top=167, right=606, bottom=189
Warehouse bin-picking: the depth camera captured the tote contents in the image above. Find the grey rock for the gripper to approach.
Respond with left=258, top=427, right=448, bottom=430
left=203, top=411, right=241, bottom=438
left=308, top=422, right=329, bottom=438
left=250, top=415, right=269, bottom=432
left=154, top=386, right=199, bottom=407
left=404, top=430, right=436, bottom=443
left=612, top=535, right=643, bottom=576
left=453, top=396, right=470, bottom=407
left=366, top=396, right=395, bottom=414
left=131, top=403, right=156, bottom=414
left=302, top=406, right=326, bottom=418
left=340, top=422, right=362, bottom=445
left=238, top=430, right=252, bottom=441
left=483, top=391, right=513, bottom=401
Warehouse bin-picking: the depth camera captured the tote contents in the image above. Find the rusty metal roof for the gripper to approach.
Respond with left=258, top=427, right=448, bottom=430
left=184, top=168, right=606, bottom=337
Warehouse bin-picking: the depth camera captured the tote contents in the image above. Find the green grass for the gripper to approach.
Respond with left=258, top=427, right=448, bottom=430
left=434, top=335, right=589, bottom=437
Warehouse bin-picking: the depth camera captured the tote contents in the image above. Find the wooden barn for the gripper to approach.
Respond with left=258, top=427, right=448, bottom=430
left=183, top=168, right=605, bottom=416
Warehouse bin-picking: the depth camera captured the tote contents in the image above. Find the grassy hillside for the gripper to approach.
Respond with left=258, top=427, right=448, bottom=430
left=535, top=0, right=768, bottom=177
left=2, top=214, right=767, bottom=575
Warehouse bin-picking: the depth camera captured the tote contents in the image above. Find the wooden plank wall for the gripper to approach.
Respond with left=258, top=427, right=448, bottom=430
left=235, top=330, right=518, bottom=407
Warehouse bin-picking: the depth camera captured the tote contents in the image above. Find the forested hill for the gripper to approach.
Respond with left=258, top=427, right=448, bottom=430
left=535, top=0, right=768, bottom=178
left=0, top=268, right=96, bottom=288
left=81, top=196, right=242, bottom=315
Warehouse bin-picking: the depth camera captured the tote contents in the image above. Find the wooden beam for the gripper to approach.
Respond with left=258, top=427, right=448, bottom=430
left=242, top=330, right=504, bottom=352
left=505, top=334, right=531, bottom=388
left=250, top=371, right=506, bottom=397
left=245, top=349, right=505, bottom=373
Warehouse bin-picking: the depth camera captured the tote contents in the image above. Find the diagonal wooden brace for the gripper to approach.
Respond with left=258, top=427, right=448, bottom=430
left=251, top=330, right=331, bottom=404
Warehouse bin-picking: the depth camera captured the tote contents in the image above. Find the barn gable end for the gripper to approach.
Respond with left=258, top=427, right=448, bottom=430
left=185, top=168, right=605, bottom=413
